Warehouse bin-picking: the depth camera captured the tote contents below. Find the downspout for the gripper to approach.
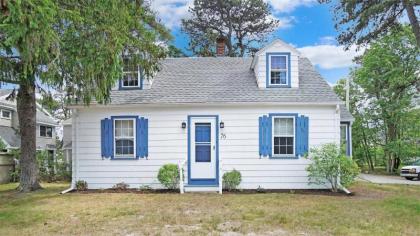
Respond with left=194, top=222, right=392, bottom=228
left=338, top=184, right=352, bottom=195
left=61, top=109, right=78, bottom=194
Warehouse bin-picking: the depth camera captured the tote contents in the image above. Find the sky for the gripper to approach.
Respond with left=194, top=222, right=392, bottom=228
left=151, top=0, right=365, bottom=85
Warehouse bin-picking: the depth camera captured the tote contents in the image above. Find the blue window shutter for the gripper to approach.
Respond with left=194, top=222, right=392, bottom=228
left=259, top=115, right=271, bottom=157
left=101, top=119, right=106, bottom=157
left=303, top=116, right=309, bottom=154
left=107, top=118, right=113, bottom=158
left=101, top=118, right=112, bottom=158
left=259, top=116, right=263, bottom=156
left=136, top=117, right=149, bottom=158
left=144, top=118, right=148, bottom=157
left=136, top=117, right=144, bottom=158
left=266, top=116, right=272, bottom=157
left=296, top=115, right=309, bottom=157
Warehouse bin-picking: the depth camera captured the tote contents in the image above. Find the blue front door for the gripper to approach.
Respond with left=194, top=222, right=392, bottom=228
left=188, top=116, right=218, bottom=185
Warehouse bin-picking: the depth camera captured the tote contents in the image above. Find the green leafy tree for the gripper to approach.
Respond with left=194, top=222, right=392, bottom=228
left=319, top=0, right=420, bottom=48
left=167, top=45, right=187, bottom=58
left=0, top=0, right=170, bottom=192
left=37, top=91, right=71, bottom=121
left=334, top=78, right=378, bottom=171
left=354, top=26, right=419, bottom=173
left=306, top=143, right=360, bottom=192
left=181, top=0, right=279, bottom=57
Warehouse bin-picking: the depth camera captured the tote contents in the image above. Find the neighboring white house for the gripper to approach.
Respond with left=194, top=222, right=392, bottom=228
left=69, top=39, right=353, bottom=191
left=62, top=118, right=72, bottom=169
left=0, top=89, right=59, bottom=157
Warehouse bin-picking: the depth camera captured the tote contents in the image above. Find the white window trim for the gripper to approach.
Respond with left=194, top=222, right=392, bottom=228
left=1, top=109, right=11, bottom=120
left=39, top=125, right=53, bottom=138
left=271, top=116, right=295, bottom=157
left=113, top=118, right=136, bottom=158
left=268, top=54, right=289, bottom=86
left=121, top=64, right=141, bottom=88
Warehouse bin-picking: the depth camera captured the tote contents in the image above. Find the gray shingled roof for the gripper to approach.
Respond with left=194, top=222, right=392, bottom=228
left=106, top=57, right=342, bottom=105
left=0, top=89, right=57, bottom=125
left=0, top=89, right=13, bottom=97
left=340, top=105, right=354, bottom=122
left=0, top=126, right=20, bottom=148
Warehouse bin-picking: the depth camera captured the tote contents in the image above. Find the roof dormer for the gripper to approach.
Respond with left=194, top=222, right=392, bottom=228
left=251, top=39, right=301, bottom=89
left=113, top=57, right=153, bottom=91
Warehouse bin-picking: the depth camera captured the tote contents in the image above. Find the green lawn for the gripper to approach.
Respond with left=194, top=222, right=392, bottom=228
left=0, top=182, right=419, bottom=236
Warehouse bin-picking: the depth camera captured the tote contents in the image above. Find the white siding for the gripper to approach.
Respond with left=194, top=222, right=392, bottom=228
left=73, top=104, right=340, bottom=189
left=254, top=41, right=300, bottom=88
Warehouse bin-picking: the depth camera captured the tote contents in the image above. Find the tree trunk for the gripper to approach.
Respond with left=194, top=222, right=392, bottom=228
left=17, top=82, right=42, bottom=192
left=403, top=0, right=420, bottom=47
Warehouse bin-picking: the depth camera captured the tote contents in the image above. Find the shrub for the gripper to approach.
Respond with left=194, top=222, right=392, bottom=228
left=223, top=169, right=241, bottom=191
left=112, top=182, right=130, bottom=190
left=139, top=185, right=152, bottom=192
left=157, top=164, right=180, bottom=190
left=305, top=143, right=360, bottom=192
left=75, top=180, right=88, bottom=191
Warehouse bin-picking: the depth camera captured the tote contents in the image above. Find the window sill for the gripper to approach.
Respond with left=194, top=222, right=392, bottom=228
left=119, top=86, right=142, bottom=90
left=266, top=84, right=291, bottom=88
left=111, top=156, right=139, bottom=160
left=269, top=155, right=299, bottom=159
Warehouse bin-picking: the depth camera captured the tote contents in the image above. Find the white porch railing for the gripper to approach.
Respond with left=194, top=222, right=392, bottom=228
left=178, top=159, right=187, bottom=194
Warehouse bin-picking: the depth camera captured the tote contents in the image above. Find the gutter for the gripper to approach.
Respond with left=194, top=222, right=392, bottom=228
left=68, top=101, right=344, bottom=109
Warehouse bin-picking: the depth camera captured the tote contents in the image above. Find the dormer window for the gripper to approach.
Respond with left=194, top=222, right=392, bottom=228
left=120, top=57, right=142, bottom=89
left=266, top=53, right=291, bottom=88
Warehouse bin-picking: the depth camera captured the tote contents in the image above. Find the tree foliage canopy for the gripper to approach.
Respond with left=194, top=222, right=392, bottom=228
left=319, top=0, right=420, bottom=48
left=335, top=26, right=420, bottom=172
left=181, top=0, right=279, bottom=57
left=0, top=0, right=171, bottom=191
left=1, top=0, right=171, bottom=104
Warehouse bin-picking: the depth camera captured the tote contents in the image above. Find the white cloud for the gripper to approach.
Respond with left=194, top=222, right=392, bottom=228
left=298, top=44, right=364, bottom=69
left=150, top=0, right=307, bottom=29
left=150, top=0, right=192, bottom=29
left=266, top=0, right=316, bottom=13
left=318, top=36, right=336, bottom=45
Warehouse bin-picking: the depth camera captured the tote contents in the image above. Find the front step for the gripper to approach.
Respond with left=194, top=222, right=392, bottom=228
left=184, top=185, right=219, bottom=193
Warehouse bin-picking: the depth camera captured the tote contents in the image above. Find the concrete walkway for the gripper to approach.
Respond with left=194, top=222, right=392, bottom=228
left=359, top=173, right=420, bottom=185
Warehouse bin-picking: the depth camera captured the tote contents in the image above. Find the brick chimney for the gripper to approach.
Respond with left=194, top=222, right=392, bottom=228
left=216, top=37, right=226, bottom=57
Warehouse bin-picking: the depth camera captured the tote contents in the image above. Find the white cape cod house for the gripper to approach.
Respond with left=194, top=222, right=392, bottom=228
left=69, top=39, right=353, bottom=191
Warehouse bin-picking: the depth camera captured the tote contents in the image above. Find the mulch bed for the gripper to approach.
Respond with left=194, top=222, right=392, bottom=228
left=71, top=188, right=352, bottom=196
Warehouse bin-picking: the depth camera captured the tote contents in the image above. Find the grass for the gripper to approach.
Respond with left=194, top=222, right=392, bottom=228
left=0, top=182, right=419, bottom=235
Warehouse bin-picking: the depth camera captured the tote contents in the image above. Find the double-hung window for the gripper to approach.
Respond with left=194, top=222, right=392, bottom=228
left=340, top=124, right=349, bottom=155
left=1, top=110, right=11, bottom=119
left=40, top=125, right=53, bottom=138
left=273, top=116, right=295, bottom=156
left=269, top=55, right=289, bottom=86
left=114, top=119, right=136, bottom=158
left=121, top=57, right=140, bottom=88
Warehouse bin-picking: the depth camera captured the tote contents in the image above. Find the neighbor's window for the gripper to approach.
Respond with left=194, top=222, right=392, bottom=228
left=40, top=125, right=53, bottom=138
left=1, top=110, right=11, bottom=119
left=340, top=124, right=348, bottom=154
left=269, top=55, right=288, bottom=85
left=273, top=117, right=295, bottom=156
left=121, top=57, right=140, bottom=88
left=114, top=119, right=135, bottom=157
